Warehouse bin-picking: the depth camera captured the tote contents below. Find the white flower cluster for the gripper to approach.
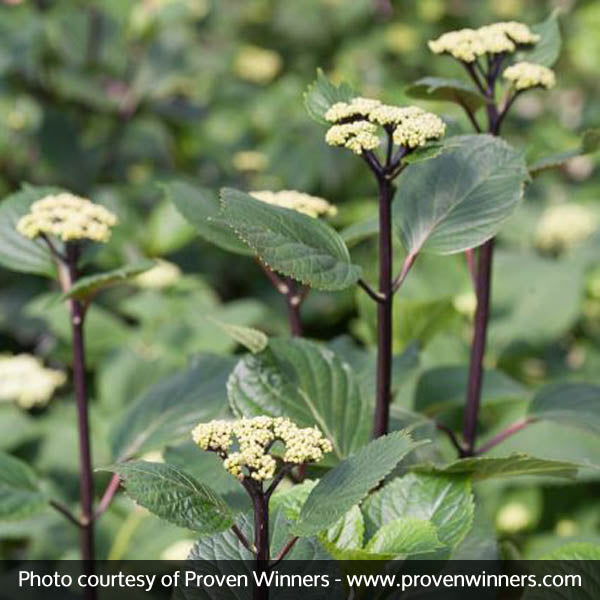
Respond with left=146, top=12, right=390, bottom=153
left=535, top=204, right=596, bottom=253
left=135, top=259, right=182, bottom=289
left=324, top=97, right=445, bottom=154
left=428, top=21, right=539, bottom=63
left=17, top=193, right=117, bottom=243
left=192, top=416, right=332, bottom=481
left=250, top=190, right=337, bottom=218
left=503, top=61, right=556, bottom=90
left=0, top=354, right=66, bottom=409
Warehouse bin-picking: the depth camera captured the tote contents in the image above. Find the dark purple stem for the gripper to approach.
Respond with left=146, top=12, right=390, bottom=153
left=475, top=418, right=534, bottom=455
left=373, top=173, right=394, bottom=438
left=66, top=244, right=96, bottom=564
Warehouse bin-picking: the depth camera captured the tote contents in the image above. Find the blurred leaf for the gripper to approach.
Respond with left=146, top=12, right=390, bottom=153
left=104, top=461, right=234, bottom=534
left=0, top=451, right=47, bottom=521
left=365, top=517, right=443, bottom=556
left=362, top=473, right=474, bottom=550
left=528, top=383, right=600, bottom=435
left=540, top=542, right=600, bottom=559
left=406, top=77, right=486, bottom=112
left=162, top=181, right=252, bottom=255
left=144, top=198, right=196, bottom=256
left=415, top=365, right=526, bottom=416
left=413, top=453, right=580, bottom=480
left=519, top=11, right=562, bottom=67
left=110, top=354, right=236, bottom=462
left=0, top=406, right=36, bottom=452
left=394, top=135, right=529, bottom=256
left=304, top=68, right=355, bottom=124
left=228, top=338, right=370, bottom=464
left=528, top=129, right=600, bottom=177
left=221, top=188, right=361, bottom=291
left=64, top=260, right=155, bottom=301
left=341, top=214, right=378, bottom=247
left=292, top=431, right=427, bottom=536
left=0, top=185, right=59, bottom=277
left=208, top=318, right=268, bottom=354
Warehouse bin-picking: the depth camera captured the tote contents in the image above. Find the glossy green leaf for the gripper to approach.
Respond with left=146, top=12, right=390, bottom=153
left=304, top=68, right=355, bottom=124
left=208, top=318, right=268, bottom=354
left=110, top=354, right=236, bottom=462
left=519, top=11, right=562, bottom=67
left=365, top=517, right=443, bottom=556
left=161, top=181, right=252, bottom=255
left=64, top=260, right=155, bottom=300
left=292, top=431, right=427, bottom=536
left=228, top=338, right=370, bottom=464
left=528, top=383, right=600, bottom=435
left=104, top=461, right=234, bottom=534
left=0, top=185, right=60, bottom=277
left=363, top=473, right=474, bottom=549
left=394, top=135, right=529, bottom=255
left=220, top=188, right=361, bottom=291
left=405, top=77, right=486, bottom=112
left=0, top=451, right=47, bottom=521
left=414, top=453, right=580, bottom=481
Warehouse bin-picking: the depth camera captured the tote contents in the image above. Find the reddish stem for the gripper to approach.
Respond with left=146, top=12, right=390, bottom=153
left=475, top=418, right=534, bottom=455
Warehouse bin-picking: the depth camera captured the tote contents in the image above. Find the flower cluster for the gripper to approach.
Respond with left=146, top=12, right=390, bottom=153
left=192, top=416, right=332, bottom=481
left=324, top=97, right=445, bottom=154
left=535, top=204, right=596, bottom=253
left=503, top=61, right=556, bottom=90
left=17, top=193, right=117, bottom=243
left=250, top=190, right=337, bottom=218
left=0, top=354, right=66, bottom=409
left=428, top=21, right=539, bottom=63
left=135, top=259, right=182, bottom=289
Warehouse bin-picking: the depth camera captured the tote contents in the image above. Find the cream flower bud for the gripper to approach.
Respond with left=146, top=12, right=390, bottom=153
left=503, top=61, right=556, bottom=90
left=0, top=354, right=66, bottom=409
left=191, top=416, right=332, bottom=482
left=16, top=193, right=117, bottom=243
left=249, top=190, right=337, bottom=218
left=428, top=21, right=539, bottom=63
left=233, top=46, right=282, bottom=85
left=325, top=121, right=380, bottom=155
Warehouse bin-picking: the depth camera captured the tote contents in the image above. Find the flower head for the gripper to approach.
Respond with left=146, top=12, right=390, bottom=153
left=17, top=193, right=117, bottom=243
left=325, top=97, right=445, bottom=154
left=250, top=190, right=337, bottom=218
left=535, top=204, right=595, bottom=253
left=0, top=354, right=66, bottom=409
left=503, top=61, right=556, bottom=90
left=192, top=416, right=333, bottom=481
left=428, top=21, right=539, bottom=62
left=233, top=46, right=282, bottom=85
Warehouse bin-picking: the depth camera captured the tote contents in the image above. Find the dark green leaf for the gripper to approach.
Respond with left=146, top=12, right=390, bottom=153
left=0, top=451, right=47, bottom=521
left=104, top=461, right=234, bottom=534
left=405, top=77, right=486, bottom=112
left=304, top=68, right=355, bottom=124
left=292, top=431, right=427, bottom=536
left=208, top=318, right=268, bottom=354
left=394, top=135, right=529, bottom=255
left=519, top=11, right=562, bottom=67
left=220, top=188, right=361, bottom=291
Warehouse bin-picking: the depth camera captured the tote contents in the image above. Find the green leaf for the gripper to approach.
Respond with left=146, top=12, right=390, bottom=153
left=161, top=181, right=252, bottom=255
left=405, top=77, right=487, bottom=112
left=341, top=214, right=378, bottom=247
left=292, top=431, right=427, bottom=536
left=220, top=188, right=361, bottom=291
left=227, top=338, right=371, bottom=464
left=394, top=134, right=529, bottom=255
left=362, top=473, right=474, bottom=549
left=103, top=461, right=234, bottom=534
left=64, top=260, right=155, bottom=300
left=541, top=542, right=600, bottom=560
left=0, top=451, right=47, bottom=521
left=207, top=318, right=268, bottom=354
left=413, top=453, right=580, bottom=481
left=415, top=366, right=525, bottom=416
left=304, top=68, right=355, bottom=124
left=365, top=517, right=443, bottom=556
left=402, top=142, right=447, bottom=165
left=519, top=11, right=562, bottom=67
left=528, top=129, right=600, bottom=177
left=528, top=383, right=600, bottom=435
left=320, top=505, right=365, bottom=554
left=110, top=354, right=236, bottom=462
left=0, top=185, right=60, bottom=277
